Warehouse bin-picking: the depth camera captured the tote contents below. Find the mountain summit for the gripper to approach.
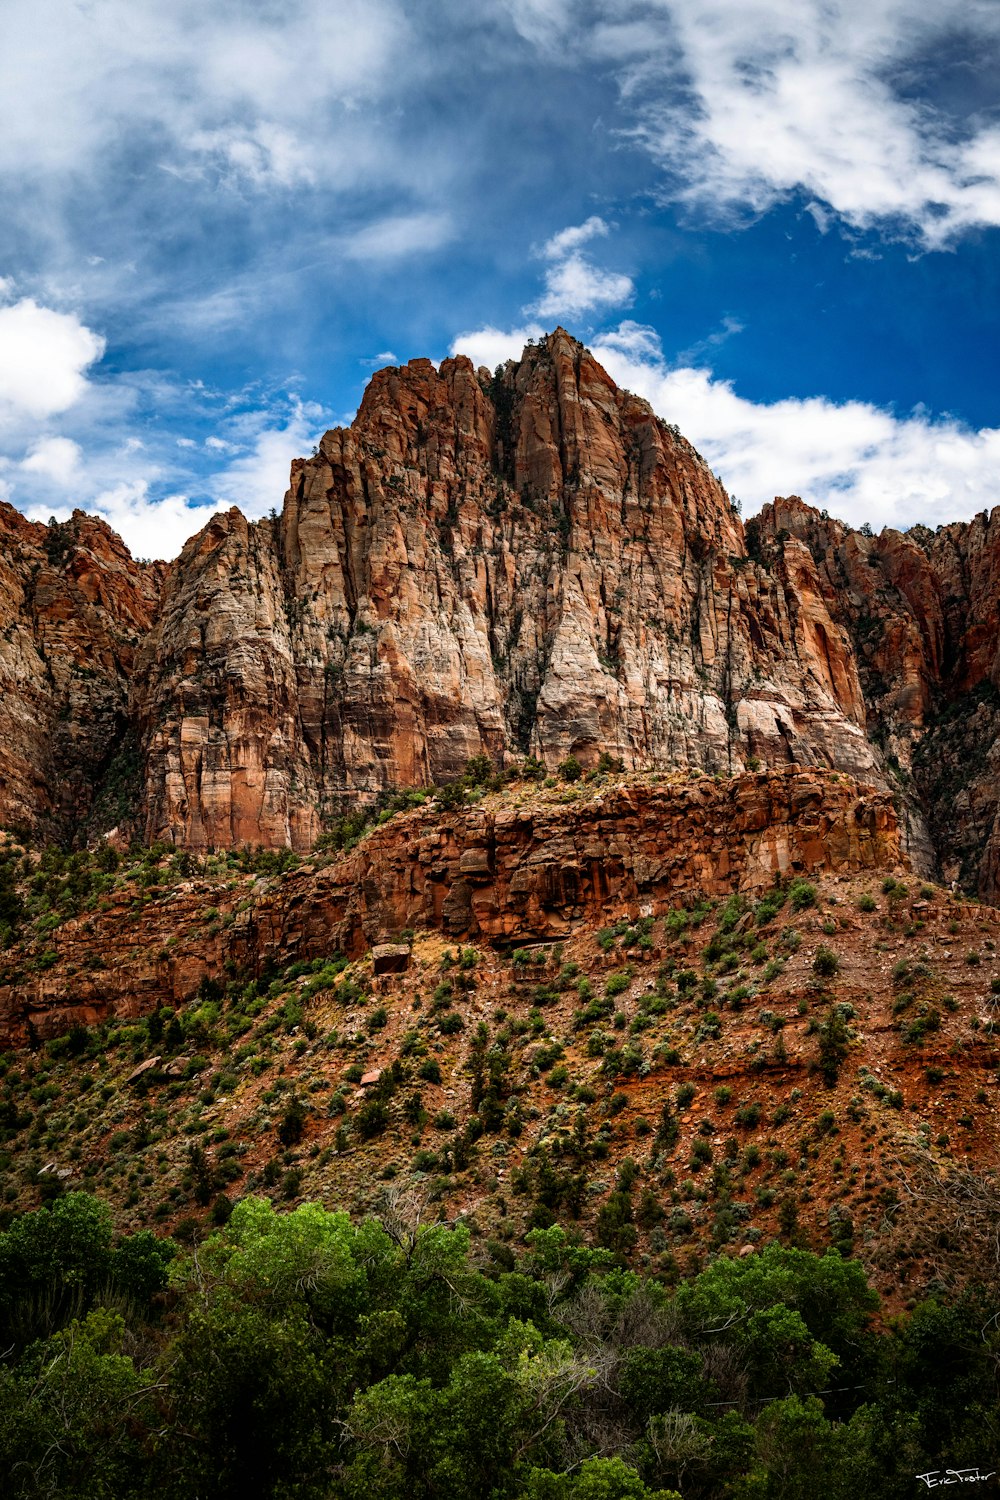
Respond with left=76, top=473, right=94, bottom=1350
left=1, top=329, right=998, bottom=894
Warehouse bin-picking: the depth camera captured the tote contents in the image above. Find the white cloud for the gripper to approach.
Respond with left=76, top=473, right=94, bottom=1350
left=20, top=435, right=81, bottom=485
left=0, top=299, right=105, bottom=420
left=210, top=398, right=324, bottom=516
left=26, top=482, right=222, bottom=563
left=5, top=363, right=326, bottom=560
left=622, top=0, right=1000, bottom=247
left=531, top=251, right=634, bottom=320
left=340, top=212, right=455, bottom=263
left=527, top=215, right=634, bottom=322
left=541, top=215, right=611, bottom=259
left=498, top=1, right=1000, bottom=247
left=589, top=321, right=1000, bottom=531
left=450, top=322, right=546, bottom=369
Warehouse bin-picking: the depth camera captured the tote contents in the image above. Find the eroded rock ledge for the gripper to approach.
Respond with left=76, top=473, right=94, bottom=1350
left=0, top=769, right=900, bottom=1045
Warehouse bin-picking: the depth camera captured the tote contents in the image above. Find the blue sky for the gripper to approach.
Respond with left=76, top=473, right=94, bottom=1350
left=0, top=0, right=997, bottom=558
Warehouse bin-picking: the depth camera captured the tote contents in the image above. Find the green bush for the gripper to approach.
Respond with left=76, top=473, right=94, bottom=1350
left=812, top=945, right=840, bottom=977
left=788, top=879, right=817, bottom=911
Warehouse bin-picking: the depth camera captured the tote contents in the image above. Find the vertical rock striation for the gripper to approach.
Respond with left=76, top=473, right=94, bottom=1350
left=0, top=504, right=161, bottom=840
left=132, top=331, right=888, bottom=851
left=0, top=329, right=998, bottom=897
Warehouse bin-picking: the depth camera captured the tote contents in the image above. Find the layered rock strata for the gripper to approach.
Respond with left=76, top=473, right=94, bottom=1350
left=0, top=769, right=900, bottom=1045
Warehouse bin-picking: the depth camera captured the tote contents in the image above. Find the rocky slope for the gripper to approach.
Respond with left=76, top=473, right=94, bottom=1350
left=0, top=329, right=998, bottom=896
left=0, top=774, right=997, bottom=1304
left=0, top=766, right=898, bottom=1047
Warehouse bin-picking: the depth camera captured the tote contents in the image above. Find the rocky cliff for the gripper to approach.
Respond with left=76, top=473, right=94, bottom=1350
left=133, top=334, right=886, bottom=854
left=0, top=504, right=162, bottom=841
left=0, top=329, right=998, bottom=894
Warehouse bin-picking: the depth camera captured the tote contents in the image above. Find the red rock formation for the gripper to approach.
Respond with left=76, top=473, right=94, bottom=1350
left=0, top=768, right=900, bottom=1045
left=750, top=497, right=1000, bottom=891
left=0, top=504, right=162, bottom=839
left=132, top=332, right=886, bottom=853
left=0, top=329, right=999, bottom=896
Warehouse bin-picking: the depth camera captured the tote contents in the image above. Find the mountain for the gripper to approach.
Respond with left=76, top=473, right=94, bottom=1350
left=1, top=329, right=998, bottom=897
left=3, top=330, right=1000, bottom=1307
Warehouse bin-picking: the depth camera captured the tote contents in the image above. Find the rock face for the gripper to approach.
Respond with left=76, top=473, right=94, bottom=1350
left=0, top=328, right=998, bottom=894
left=134, top=332, right=884, bottom=851
left=241, top=768, right=900, bottom=963
left=0, top=504, right=162, bottom=841
left=747, top=498, right=1000, bottom=892
left=0, top=768, right=900, bottom=1045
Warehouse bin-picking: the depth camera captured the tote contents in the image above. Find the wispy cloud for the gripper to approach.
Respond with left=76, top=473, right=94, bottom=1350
left=209, top=397, right=325, bottom=516
left=620, top=0, right=1000, bottom=247
left=541, top=215, right=612, bottom=259
left=340, top=212, right=455, bottom=263
left=0, top=0, right=408, bottom=181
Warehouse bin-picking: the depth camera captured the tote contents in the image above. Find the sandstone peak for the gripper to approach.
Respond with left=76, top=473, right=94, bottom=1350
left=0, top=331, right=997, bottom=898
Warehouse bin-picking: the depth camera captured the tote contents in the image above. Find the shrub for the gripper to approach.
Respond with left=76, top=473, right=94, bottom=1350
left=788, top=879, right=817, bottom=911
left=276, top=1097, right=307, bottom=1146
left=812, top=945, right=840, bottom=978
left=690, top=1138, right=713, bottom=1169
left=557, top=755, right=582, bottom=783
left=357, top=1099, right=389, bottom=1138
left=816, top=1006, right=850, bottom=1083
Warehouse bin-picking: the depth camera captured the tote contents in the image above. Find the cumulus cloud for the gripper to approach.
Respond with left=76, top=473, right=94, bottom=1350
left=532, top=254, right=634, bottom=319
left=449, top=323, right=546, bottom=368
left=589, top=322, right=1000, bottom=531
left=26, top=482, right=222, bottom=563
left=20, top=436, right=81, bottom=485
left=527, top=216, right=633, bottom=321
left=0, top=299, right=105, bottom=420
left=20, top=393, right=325, bottom=561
